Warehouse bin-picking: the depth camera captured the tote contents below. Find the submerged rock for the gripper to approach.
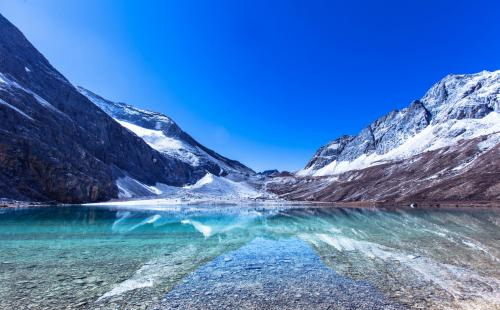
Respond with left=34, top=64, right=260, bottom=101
left=160, top=238, right=405, bottom=310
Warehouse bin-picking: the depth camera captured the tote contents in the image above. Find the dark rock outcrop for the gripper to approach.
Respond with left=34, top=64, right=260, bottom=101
left=0, top=13, right=195, bottom=203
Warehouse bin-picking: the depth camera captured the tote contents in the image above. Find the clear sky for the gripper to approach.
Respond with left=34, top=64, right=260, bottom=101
left=1, top=0, right=499, bottom=172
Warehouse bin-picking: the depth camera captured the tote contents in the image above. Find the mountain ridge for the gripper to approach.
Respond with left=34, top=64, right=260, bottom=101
left=1, top=11, right=499, bottom=206
left=78, top=87, right=255, bottom=179
left=0, top=13, right=211, bottom=203
left=268, top=70, right=500, bottom=205
left=298, top=70, right=500, bottom=177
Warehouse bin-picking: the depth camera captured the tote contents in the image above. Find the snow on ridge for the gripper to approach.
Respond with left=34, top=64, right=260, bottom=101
left=79, top=86, right=253, bottom=176
left=183, top=172, right=261, bottom=198
left=117, top=120, right=184, bottom=151
left=116, top=120, right=202, bottom=166
left=299, top=70, right=500, bottom=177
left=0, top=98, right=34, bottom=121
left=0, top=72, right=69, bottom=118
left=92, top=172, right=270, bottom=206
left=421, top=69, right=500, bottom=123
left=311, top=112, right=500, bottom=177
left=77, top=86, right=176, bottom=127
left=183, top=173, right=215, bottom=190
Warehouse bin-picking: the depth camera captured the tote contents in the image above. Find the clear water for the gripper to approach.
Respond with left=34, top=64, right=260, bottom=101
left=0, top=205, right=498, bottom=310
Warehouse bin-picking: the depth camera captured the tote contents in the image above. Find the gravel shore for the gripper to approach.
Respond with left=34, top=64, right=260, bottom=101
left=158, top=238, right=405, bottom=310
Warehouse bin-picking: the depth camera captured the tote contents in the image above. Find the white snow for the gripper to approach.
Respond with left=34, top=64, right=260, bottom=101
left=183, top=173, right=215, bottom=190
left=477, top=131, right=500, bottom=151
left=117, top=120, right=184, bottom=151
left=116, top=120, right=204, bottom=166
left=422, top=70, right=500, bottom=123
left=305, top=112, right=500, bottom=177
left=24, top=66, right=31, bottom=73
left=0, top=72, right=68, bottom=118
left=115, top=175, right=173, bottom=198
left=88, top=173, right=274, bottom=207
left=326, top=142, right=340, bottom=150
left=0, top=98, right=34, bottom=121
left=298, top=70, right=500, bottom=177
left=79, top=86, right=254, bottom=176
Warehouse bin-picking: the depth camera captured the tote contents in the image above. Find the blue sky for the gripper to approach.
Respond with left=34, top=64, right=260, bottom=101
left=1, top=0, right=499, bottom=171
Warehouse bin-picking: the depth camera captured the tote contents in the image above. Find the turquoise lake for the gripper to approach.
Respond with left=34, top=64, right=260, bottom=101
left=0, top=205, right=498, bottom=310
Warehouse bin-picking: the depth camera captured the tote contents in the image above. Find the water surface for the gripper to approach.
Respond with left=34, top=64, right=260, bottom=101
left=0, top=205, right=498, bottom=309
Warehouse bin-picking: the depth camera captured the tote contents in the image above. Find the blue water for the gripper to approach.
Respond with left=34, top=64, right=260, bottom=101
left=0, top=205, right=498, bottom=309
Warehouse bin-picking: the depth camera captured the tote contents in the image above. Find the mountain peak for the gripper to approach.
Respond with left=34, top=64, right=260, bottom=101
left=299, top=70, right=500, bottom=177
left=78, top=87, right=255, bottom=181
left=0, top=13, right=197, bottom=202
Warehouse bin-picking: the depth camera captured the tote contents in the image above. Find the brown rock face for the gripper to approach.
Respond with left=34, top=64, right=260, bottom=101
left=0, top=14, right=195, bottom=203
left=267, top=134, right=500, bottom=206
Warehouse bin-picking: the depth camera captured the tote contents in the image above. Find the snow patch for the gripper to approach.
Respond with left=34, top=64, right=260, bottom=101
left=0, top=98, right=34, bottom=121
left=0, top=72, right=68, bottom=118
left=117, top=120, right=184, bottom=151
left=116, top=176, right=172, bottom=198
left=308, top=112, right=500, bottom=176
left=183, top=173, right=214, bottom=190
left=88, top=173, right=272, bottom=207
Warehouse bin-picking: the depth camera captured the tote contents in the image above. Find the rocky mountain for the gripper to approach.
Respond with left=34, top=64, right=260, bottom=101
left=0, top=13, right=222, bottom=203
left=299, top=70, right=499, bottom=177
left=78, top=87, right=254, bottom=181
left=269, top=70, right=500, bottom=205
left=1, top=11, right=498, bottom=206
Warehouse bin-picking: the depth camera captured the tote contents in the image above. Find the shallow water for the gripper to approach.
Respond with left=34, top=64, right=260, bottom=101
left=0, top=205, right=498, bottom=310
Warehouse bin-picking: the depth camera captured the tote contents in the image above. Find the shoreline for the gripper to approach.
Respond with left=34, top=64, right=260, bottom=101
left=0, top=199, right=54, bottom=209
left=1, top=197, right=499, bottom=211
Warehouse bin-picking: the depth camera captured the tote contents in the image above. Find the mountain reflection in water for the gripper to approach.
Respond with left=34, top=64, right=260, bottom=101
left=0, top=205, right=498, bottom=310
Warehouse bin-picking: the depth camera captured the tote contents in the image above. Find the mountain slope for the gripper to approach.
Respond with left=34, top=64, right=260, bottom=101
left=268, top=134, right=500, bottom=205
left=299, top=70, right=500, bottom=177
left=270, top=70, right=500, bottom=205
left=0, top=13, right=197, bottom=203
left=78, top=87, right=255, bottom=180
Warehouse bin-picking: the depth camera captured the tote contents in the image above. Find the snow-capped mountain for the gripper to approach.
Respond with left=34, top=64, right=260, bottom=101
left=0, top=13, right=210, bottom=203
left=78, top=87, right=255, bottom=180
left=268, top=70, right=500, bottom=205
left=1, top=11, right=498, bottom=206
left=298, top=70, right=500, bottom=177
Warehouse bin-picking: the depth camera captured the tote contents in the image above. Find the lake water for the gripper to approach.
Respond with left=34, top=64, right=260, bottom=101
left=0, top=205, right=498, bottom=310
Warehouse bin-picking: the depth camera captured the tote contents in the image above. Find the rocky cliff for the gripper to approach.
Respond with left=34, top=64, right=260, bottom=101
left=0, top=13, right=197, bottom=203
left=78, top=87, right=254, bottom=181
left=271, top=70, right=500, bottom=205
